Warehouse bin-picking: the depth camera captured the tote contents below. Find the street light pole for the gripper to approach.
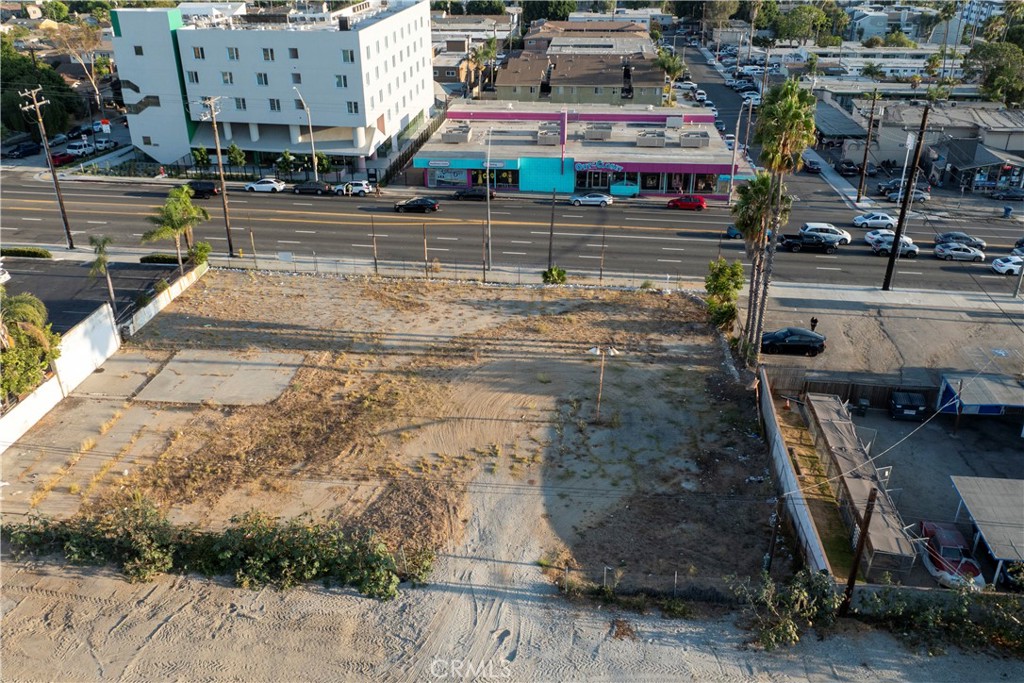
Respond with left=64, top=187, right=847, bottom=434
left=293, top=87, right=317, bottom=182
left=485, top=128, right=492, bottom=269
left=727, top=98, right=752, bottom=204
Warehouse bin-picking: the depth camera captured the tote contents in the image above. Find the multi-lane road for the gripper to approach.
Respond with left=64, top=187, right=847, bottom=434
left=2, top=175, right=1021, bottom=294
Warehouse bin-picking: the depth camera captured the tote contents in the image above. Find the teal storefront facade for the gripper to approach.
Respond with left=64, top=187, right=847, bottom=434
left=413, top=156, right=576, bottom=194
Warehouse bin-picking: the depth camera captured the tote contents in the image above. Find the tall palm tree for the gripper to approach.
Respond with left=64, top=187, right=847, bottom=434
left=89, top=235, right=117, bottom=316
left=655, top=50, right=684, bottom=85
left=731, top=172, right=792, bottom=357
left=1, top=286, right=58, bottom=408
left=938, top=1, right=957, bottom=82
left=143, top=186, right=210, bottom=275
left=751, top=79, right=817, bottom=362
left=479, top=37, right=498, bottom=88
left=464, top=47, right=481, bottom=97
left=0, top=287, right=49, bottom=352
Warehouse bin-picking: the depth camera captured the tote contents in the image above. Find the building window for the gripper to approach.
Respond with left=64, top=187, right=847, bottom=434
left=222, top=71, right=234, bottom=85
left=262, top=48, right=275, bottom=61
left=347, top=101, right=359, bottom=114
left=433, top=69, right=438, bottom=77
left=366, top=46, right=371, bottom=58
left=594, top=87, right=601, bottom=94
left=289, top=47, right=299, bottom=59
left=142, top=136, right=152, bottom=145
left=445, top=70, right=455, bottom=77
left=186, top=71, right=199, bottom=84
left=234, top=97, right=246, bottom=110
left=336, top=74, right=348, bottom=87
left=269, top=98, right=281, bottom=111
left=342, top=49, right=355, bottom=63
left=291, top=73, right=302, bottom=84
left=295, top=99, right=305, bottom=110
left=134, top=45, right=143, bottom=56
left=227, top=47, right=239, bottom=61
left=256, top=72, right=269, bottom=86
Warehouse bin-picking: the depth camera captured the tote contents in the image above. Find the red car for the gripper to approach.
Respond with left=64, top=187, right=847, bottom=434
left=51, top=152, right=76, bottom=167
left=667, top=195, right=707, bottom=211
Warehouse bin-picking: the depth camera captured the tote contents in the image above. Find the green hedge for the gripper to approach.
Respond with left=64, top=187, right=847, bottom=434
left=1, top=246, right=52, bottom=258
left=140, top=254, right=179, bottom=264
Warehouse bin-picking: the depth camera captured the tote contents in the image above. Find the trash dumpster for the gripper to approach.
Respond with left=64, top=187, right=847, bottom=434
left=1004, top=206, right=1014, bottom=219
left=854, top=398, right=870, bottom=416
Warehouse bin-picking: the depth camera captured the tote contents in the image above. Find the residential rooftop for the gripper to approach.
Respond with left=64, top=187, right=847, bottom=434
left=498, top=52, right=662, bottom=88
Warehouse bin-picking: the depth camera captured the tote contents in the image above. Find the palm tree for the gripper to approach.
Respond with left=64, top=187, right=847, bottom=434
left=1, top=286, right=59, bottom=407
left=464, top=48, right=481, bottom=97
left=479, top=37, right=498, bottom=88
left=751, top=79, right=817, bottom=362
left=938, top=1, right=957, bottom=81
left=143, top=186, right=210, bottom=275
left=89, top=235, right=117, bottom=316
left=0, top=287, right=48, bottom=353
left=861, top=62, right=885, bottom=81
left=655, top=50, right=684, bottom=85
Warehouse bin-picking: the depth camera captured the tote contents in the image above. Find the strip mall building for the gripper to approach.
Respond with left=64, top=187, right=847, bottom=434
left=412, top=102, right=753, bottom=199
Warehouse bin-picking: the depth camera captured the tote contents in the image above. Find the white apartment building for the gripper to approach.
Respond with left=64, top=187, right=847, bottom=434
left=111, top=0, right=434, bottom=166
left=961, top=0, right=1006, bottom=27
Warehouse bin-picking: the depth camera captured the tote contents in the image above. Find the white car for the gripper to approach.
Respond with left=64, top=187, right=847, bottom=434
left=694, top=90, right=707, bottom=102
left=991, top=255, right=1023, bottom=275
left=853, top=212, right=896, bottom=229
left=674, top=81, right=698, bottom=91
left=888, top=189, right=929, bottom=203
left=334, top=180, right=375, bottom=196
left=934, top=243, right=985, bottom=262
left=568, top=192, right=613, bottom=207
left=872, top=236, right=919, bottom=258
left=800, top=223, right=853, bottom=245
left=724, top=79, right=738, bottom=88
left=741, top=91, right=760, bottom=100
left=48, top=133, right=68, bottom=147
left=245, top=178, right=286, bottom=193
left=94, top=137, right=118, bottom=151
left=864, top=229, right=897, bottom=246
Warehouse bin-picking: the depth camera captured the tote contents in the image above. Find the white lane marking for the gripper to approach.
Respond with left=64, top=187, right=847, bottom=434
left=661, top=247, right=686, bottom=251
left=352, top=244, right=373, bottom=248
left=131, top=233, right=144, bottom=237
left=436, top=236, right=459, bottom=241
left=625, top=217, right=685, bottom=223
left=816, top=267, right=842, bottom=270
left=492, top=211, right=512, bottom=215
left=292, top=202, right=314, bottom=206
left=21, top=217, right=42, bottom=221
left=579, top=255, right=602, bottom=260
left=230, top=200, right=247, bottom=204
left=368, top=234, right=389, bottom=238
left=277, top=240, right=301, bottom=244
left=502, top=251, right=527, bottom=256
left=814, top=255, right=838, bottom=259
left=509, top=240, right=532, bottom=244
left=87, top=220, right=108, bottom=225
left=657, top=259, right=682, bottom=263
left=427, top=247, right=449, bottom=252
left=295, top=230, right=317, bottom=234
left=561, top=214, right=584, bottom=218
left=899, top=271, right=922, bottom=275
left=207, top=237, right=227, bottom=241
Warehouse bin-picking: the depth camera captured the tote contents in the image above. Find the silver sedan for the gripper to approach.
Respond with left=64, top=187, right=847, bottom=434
left=569, top=192, right=614, bottom=207
left=934, top=243, right=985, bottom=262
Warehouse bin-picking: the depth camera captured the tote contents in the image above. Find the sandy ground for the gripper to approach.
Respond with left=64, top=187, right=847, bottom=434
left=2, top=272, right=1020, bottom=680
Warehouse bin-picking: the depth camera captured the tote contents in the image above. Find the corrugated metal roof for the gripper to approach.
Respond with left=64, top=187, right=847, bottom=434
left=951, top=477, right=1024, bottom=562
left=942, top=373, right=1024, bottom=408
left=815, top=102, right=867, bottom=139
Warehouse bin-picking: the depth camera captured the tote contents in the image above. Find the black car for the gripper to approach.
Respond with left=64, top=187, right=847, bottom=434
left=714, top=120, right=727, bottom=132
left=803, top=158, right=822, bottom=174
left=781, top=233, right=840, bottom=254
left=4, top=141, right=41, bottom=158
left=394, top=197, right=440, bottom=213
left=934, top=232, right=986, bottom=250
left=67, top=125, right=94, bottom=138
left=292, top=180, right=333, bottom=195
left=835, top=159, right=859, bottom=177
left=761, top=327, right=827, bottom=357
left=876, top=178, right=928, bottom=196
left=861, top=161, right=878, bottom=177
left=452, top=186, right=496, bottom=201
left=735, top=82, right=757, bottom=92
left=992, top=188, right=1024, bottom=201
left=187, top=180, right=220, bottom=198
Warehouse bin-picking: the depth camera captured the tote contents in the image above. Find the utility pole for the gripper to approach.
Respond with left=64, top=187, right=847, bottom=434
left=485, top=128, right=493, bottom=269
left=547, top=188, right=556, bottom=270
left=883, top=104, right=929, bottom=291
left=21, top=87, right=74, bottom=250
left=839, top=487, right=878, bottom=617
left=201, top=97, right=236, bottom=257
left=856, top=89, right=878, bottom=204
left=293, top=87, right=317, bottom=182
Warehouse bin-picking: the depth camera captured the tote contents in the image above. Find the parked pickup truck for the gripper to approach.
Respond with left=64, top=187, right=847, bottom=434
left=780, top=233, right=841, bottom=254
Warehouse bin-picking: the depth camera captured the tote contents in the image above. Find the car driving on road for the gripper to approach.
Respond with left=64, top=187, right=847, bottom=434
left=853, top=212, right=896, bottom=229
left=667, top=195, right=707, bottom=211
left=761, top=327, right=826, bottom=357
left=800, top=223, right=852, bottom=245
left=934, top=243, right=985, bottom=261
left=872, top=236, right=919, bottom=258
left=991, top=255, right=1023, bottom=275
left=50, top=151, right=76, bottom=166
left=780, top=233, right=841, bottom=254
left=394, top=197, right=440, bottom=213
left=569, top=192, right=613, bottom=207
left=934, top=232, right=986, bottom=250
left=245, top=178, right=286, bottom=192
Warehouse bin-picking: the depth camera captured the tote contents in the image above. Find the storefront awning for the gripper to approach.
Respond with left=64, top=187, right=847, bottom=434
left=948, top=142, right=1024, bottom=171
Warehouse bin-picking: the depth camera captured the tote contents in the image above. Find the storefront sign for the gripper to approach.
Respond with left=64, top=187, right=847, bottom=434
left=574, top=160, right=624, bottom=173
left=428, top=160, right=450, bottom=167
left=484, top=161, right=504, bottom=168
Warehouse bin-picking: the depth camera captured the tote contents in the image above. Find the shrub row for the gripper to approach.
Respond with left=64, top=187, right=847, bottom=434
left=1, top=246, right=52, bottom=258
left=140, top=254, right=178, bottom=264
left=3, top=496, right=426, bottom=600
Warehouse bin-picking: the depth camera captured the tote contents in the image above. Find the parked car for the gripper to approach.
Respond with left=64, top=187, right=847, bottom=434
left=48, top=133, right=68, bottom=147
left=800, top=222, right=852, bottom=245
left=876, top=178, right=929, bottom=196
left=569, top=192, right=613, bottom=207
left=714, top=120, right=727, bottom=132
left=889, top=391, right=928, bottom=420
left=853, top=212, right=896, bottom=229
left=675, top=81, right=698, bottom=91
left=4, top=141, right=41, bottom=158
left=760, top=327, right=827, bottom=357
left=802, top=158, right=822, bottom=174
left=667, top=195, right=707, bottom=211
left=394, top=196, right=440, bottom=212
left=694, top=89, right=707, bottom=102
left=187, top=180, right=220, bottom=199
left=919, top=521, right=985, bottom=591
left=835, top=159, right=859, bottom=177
left=887, top=188, right=929, bottom=203
left=66, top=125, right=92, bottom=138
left=65, top=140, right=95, bottom=157
left=94, top=137, right=118, bottom=151
left=934, top=243, right=985, bottom=262
left=334, top=180, right=375, bottom=196
left=991, top=255, right=1023, bottom=275
left=50, top=151, right=76, bottom=166
left=245, top=178, right=286, bottom=192
left=781, top=233, right=840, bottom=254
left=292, top=180, right=333, bottom=195
left=934, top=232, right=987, bottom=250
left=872, top=237, right=919, bottom=258
left=991, top=188, right=1024, bottom=201
left=724, top=79, right=738, bottom=88
left=734, top=82, right=757, bottom=92
left=453, top=186, right=496, bottom=201
left=860, top=161, right=878, bottom=176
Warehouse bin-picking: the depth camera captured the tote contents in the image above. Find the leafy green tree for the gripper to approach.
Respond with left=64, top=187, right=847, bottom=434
left=0, top=287, right=61, bottom=405
left=861, top=62, right=885, bottom=81
left=42, top=1, right=70, bottom=22
left=227, top=143, right=245, bottom=168
left=774, top=4, right=825, bottom=45
left=1, top=35, right=82, bottom=136
left=925, top=53, right=941, bottom=79
left=314, top=151, right=331, bottom=175
left=750, top=79, right=816, bottom=362
left=862, top=35, right=884, bottom=48
left=465, top=0, right=505, bottom=14
left=88, top=235, right=117, bottom=316
left=704, top=258, right=745, bottom=328
left=966, top=41, right=1024, bottom=105
left=706, top=0, right=739, bottom=56
left=522, top=1, right=578, bottom=27
left=655, top=50, right=684, bottom=84
left=806, top=53, right=818, bottom=76
left=588, top=0, right=615, bottom=11
left=192, top=148, right=210, bottom=168
left=883, top=29, right=916, bottom=48
left=143, top=186, right=210, bottom=275
left=1006, top=24, right=1024, bottom=51
left=276, top=149, right=295, bottom=176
